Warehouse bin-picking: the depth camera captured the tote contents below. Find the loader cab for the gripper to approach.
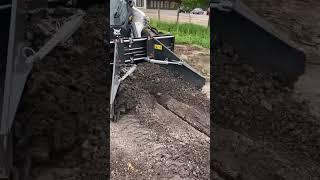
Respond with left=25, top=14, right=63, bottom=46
left=110, top=0, right=133, bottom=39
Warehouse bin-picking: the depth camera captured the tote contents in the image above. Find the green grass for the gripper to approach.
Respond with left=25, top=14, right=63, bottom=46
left=150, top=20, right=210, bottom=48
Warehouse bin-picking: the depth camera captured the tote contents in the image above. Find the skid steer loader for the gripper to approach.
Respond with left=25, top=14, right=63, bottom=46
left=110, top=0, right=206, bottom=121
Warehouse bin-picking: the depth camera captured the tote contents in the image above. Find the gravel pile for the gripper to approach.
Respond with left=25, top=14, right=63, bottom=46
left=116, top=63, right=209, bottom=117
left=212, top=50, right=320, bottom=165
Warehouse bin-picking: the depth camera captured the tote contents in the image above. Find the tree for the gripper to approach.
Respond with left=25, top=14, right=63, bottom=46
left=181, top=0, right=208, bottom=11
left=181, top=0, right=196, bottom=22
left=180, top=0, right=209, bottom=23
left=176, top=1, right=182, bottom=23
left=158, top=0, right=161, bottom=20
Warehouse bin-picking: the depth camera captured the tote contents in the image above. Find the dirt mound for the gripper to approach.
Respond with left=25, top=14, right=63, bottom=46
left=212, top=47, right=320, bottom=179
left=14, top=6, right=108, bottom=179
left=116, top=63, right=209, bottom=114
left=212, top=0, right=320, bottom=178
left=111, top=63, right=210, bottom=179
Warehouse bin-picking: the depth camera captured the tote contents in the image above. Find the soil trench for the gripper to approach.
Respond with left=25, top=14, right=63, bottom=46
left=110, top=62, right=210, bottom=179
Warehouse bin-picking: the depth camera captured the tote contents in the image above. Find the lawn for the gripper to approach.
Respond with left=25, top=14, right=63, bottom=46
left=150, top=20, right=210, bottom=48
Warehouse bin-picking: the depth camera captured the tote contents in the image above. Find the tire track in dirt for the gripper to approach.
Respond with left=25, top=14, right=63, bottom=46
left=111, top=102, right=209, bottom=179
left=155, top=94, right=210, bottom=137
left=111, top=63, right=210, bottom=179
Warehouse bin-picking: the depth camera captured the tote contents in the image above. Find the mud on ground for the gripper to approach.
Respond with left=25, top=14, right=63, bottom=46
left=14, top=6, right=108, bottom=179
left=111, top=62, right=210, bottom=179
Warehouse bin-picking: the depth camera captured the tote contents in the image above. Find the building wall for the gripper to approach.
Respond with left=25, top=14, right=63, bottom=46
left=134, top=0, right=147, bottom=9
left=135, top=0, right=180, bottom=10
left=135, top=0, right=179, bottom=9
left=148, top=0, right=180, bottom=9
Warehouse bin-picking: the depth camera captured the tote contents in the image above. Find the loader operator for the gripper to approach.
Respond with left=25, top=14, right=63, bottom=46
left=110, top=0, right=133, bottom=38
left=110, top=0, right=157, bottom=39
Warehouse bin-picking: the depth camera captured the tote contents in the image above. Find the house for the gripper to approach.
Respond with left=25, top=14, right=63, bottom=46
left=134, top=0, right=181, bottom=10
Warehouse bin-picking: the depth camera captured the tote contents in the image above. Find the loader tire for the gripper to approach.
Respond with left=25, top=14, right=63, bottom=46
left=112, top=110, right=120, bottom=122
left=111, top=93, right=121, bottom=122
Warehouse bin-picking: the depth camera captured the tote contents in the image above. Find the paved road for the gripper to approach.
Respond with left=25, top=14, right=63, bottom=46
left=142, top=9, right=209, bottom=27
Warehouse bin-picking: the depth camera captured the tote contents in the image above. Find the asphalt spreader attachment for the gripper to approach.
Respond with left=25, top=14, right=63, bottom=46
left=211, top=0, right=306, bottom=83
left=110, top=35, right=206, bottom=121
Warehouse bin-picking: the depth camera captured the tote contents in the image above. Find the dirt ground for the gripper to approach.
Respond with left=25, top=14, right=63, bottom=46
left=212, top=0, right=320, bottom=179
left=14, top=6, right=108, bottom=179
left=110, top=58, right=210, bottom=178
left=175, top=45, right=210, bottom=79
